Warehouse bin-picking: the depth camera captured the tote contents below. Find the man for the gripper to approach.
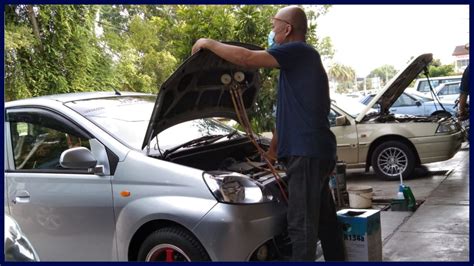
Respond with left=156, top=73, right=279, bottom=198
left=458, top=63, right=469, bottom=121
left=192, top=6, right=345, bottom=261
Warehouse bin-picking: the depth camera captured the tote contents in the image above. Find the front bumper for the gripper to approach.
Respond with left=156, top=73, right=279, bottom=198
left=192, top=201, right=287, bottom=261
left=412, top=130, right=463, bottom=164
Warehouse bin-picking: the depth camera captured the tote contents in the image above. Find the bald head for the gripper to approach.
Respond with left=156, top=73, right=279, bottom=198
left=275, top=6, right=308, bottom=38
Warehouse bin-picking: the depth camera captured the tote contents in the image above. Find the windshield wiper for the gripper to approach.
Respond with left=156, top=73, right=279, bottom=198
left=162, top=131, right=240, bottom=159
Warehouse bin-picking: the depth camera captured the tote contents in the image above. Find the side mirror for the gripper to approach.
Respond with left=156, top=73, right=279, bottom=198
left=374, top=103, right=381, bottom=112
left=415, top=101, right=422, bottom=107
left=335, top=116, right=348, bottom=126
left=60, top=147, right=97, bottom=169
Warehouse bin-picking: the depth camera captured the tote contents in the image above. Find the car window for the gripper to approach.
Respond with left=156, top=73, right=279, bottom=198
left=66, top=96, right=155, bottom=150
left=8, top=110, right=91, bottom=171
left=156, top=119, right=237, bottom=151
left=439, top=86, right=449, bottom=95
left=418, top=80, right=440, bottom=92
left=446, top=83, right=460, bottom=95
left=409, top=93, right=431, bottom=102
left=328, top=109, right=341, bottom=127
left=393, top=94, right=416, bottom=107
left=444, top=78, right=462, bottom=84
left=360, top=95, right=374, bottom=105
left=66, top=96, right=238, bottom=151
left=331, top=95, right=373, bottom=117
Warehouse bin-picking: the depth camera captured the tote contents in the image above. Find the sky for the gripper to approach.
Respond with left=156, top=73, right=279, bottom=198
left=316, top=5, right=469, bottom=77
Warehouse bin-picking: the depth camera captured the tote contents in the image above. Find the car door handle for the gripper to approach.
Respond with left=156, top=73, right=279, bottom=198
left=13, top=190, right=30, bottom=204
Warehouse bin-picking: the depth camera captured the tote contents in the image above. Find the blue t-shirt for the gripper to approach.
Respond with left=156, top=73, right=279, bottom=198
left=268, top=41, right=336, bottom=160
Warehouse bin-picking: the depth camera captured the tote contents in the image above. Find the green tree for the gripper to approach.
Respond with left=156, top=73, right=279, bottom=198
left=328, top=63, right=355, bottom=93
left=5, top=4, right=333, bottom=133
left=98, top=5, right=334, bottom=132
left=5, top=5, right=115, bottom=101
left=368, top=64, right=397, bottom=86
left=426, top=59, right=455, bottom=77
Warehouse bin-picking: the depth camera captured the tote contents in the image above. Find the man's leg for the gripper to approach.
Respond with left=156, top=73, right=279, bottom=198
left=318, top=160, right=347, bottom=261
left=286, top=156, right=322, bottom=261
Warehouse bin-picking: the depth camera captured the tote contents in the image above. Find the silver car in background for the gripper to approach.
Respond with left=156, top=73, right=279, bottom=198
left=359, top=92, right=456, bottom=117
left=4, top=43, right=290, bottom=261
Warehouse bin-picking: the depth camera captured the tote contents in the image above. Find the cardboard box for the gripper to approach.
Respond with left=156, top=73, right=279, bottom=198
left=337, top=209, right=382, bottom=261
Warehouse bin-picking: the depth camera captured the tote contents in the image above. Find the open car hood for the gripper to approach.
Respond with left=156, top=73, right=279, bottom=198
left=142, top=42, right=262, bottom=149
left=356, top=53, right=433, bottom=122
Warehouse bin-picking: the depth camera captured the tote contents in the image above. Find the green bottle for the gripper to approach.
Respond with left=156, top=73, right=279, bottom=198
left=402, top=185, right=416, bottom=211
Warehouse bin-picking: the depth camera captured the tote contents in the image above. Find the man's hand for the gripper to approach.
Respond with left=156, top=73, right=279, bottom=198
left=264, top=150, right=277, bottom=165
left=191, top=38, right=210, bottom=55
left=458, top=93, right=469, bottom=121
left=263, top=129, right=278, bottom=165
left=458, top=110, right=469, bottom=121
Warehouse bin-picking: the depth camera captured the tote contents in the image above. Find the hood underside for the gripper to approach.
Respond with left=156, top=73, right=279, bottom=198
left=356, top=53, right=433, bottom=122
left=143, top=42, right=263, bottom=149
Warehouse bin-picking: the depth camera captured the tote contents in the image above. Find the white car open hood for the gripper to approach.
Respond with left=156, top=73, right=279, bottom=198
left=142, top=42, right=262, bottom=149
left=355, top=53, right=433, bottom=122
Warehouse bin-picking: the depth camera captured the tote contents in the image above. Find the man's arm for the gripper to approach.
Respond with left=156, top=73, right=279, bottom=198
left=265, top=129, right=278, bottom=165
left=459, top=93, right=469, bottom=121
left=192, top=38, right=279, bottom=69
left=458, top=65, right=469, bottom=121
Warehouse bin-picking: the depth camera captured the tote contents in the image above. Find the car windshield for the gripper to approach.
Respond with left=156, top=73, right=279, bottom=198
left=331, top=95, right=376, bottom=117
left=65, top=95, right=237, bottom=152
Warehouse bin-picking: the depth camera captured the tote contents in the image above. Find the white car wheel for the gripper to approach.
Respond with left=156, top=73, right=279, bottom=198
left=372, top=141, right=415, bottom=180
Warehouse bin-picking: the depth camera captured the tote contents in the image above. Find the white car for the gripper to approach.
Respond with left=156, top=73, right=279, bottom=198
left=411, top=75, right=462, bottom=94
left=433, top=81, right=466, bottom=104
left=329, top=54, right=464, bottom=180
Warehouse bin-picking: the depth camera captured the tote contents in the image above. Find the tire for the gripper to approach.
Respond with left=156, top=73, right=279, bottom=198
left=137, top=227, right=210, bottom=262
left=371, top=141, right=415, bottom=181
left=431, top=110, right=451, bottom=117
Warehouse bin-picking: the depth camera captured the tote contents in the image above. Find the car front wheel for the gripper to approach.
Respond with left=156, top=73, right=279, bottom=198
left=371, top=141, right=415, bottom=180
left=137, top=226, right=210, bottom=262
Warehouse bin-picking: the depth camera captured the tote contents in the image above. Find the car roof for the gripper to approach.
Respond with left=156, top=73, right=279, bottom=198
left=416, top=75, right=462, bottom=81
left=434, top=81, right=461, bottom=92
left=438, top=81, right=461, bottom=87
left=5, top=91, right=153, bottom=107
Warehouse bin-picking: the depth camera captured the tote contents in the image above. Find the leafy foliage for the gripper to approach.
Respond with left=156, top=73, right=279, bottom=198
left=368, top=64, right=397, bottom=86
left=5, top=5, right=115, bottom=101
left=5, top=4, right=333, bottom=132
left=327, top=63, right=355, bottom=93
left=426, top=59, right=455, bottom=77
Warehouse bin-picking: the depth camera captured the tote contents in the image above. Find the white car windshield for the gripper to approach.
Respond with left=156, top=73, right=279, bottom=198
left=65, top=95, right=237, bottom=151
left=331, top=95, right=377, bottom=117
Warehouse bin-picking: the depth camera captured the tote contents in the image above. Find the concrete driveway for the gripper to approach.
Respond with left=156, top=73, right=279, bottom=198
left=345, top=142, right=469, bottom=203
left=343, top=142, right=469, bottom=261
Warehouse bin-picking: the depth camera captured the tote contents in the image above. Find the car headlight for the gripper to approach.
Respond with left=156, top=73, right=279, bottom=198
left=203, top=171, right=274, bottom=204
left=436, top=122, right=458, bottom=133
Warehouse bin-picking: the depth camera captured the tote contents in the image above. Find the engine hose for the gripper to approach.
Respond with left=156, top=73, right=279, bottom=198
left=225, top=73, right=288, bottom=202
left=231, top=89, right=289, bottom=203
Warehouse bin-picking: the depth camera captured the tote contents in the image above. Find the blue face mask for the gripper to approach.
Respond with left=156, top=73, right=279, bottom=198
left=267, top=31, right=276, bottom=49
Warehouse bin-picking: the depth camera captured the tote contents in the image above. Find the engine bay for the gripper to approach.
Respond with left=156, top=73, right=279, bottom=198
left=152, top=136, right=284, bottom=184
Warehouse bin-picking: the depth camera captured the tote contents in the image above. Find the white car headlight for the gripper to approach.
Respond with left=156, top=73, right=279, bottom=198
left=203, top=172, right=274, bottom=204
left=436, top=122, right=458, bottom=134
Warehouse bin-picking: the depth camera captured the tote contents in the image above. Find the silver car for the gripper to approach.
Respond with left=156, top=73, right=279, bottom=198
left=4, top=43, right=290, bottom=261
left=359, top=92, right=456, bottom=117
